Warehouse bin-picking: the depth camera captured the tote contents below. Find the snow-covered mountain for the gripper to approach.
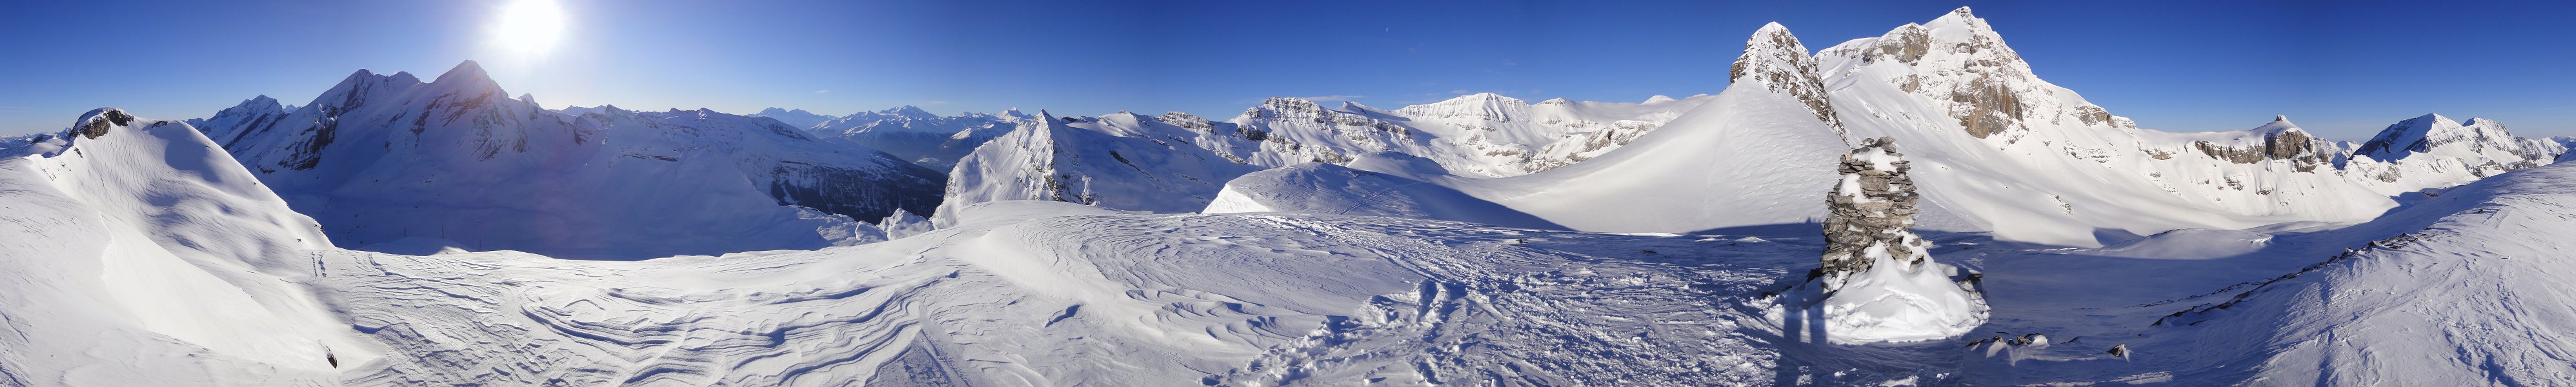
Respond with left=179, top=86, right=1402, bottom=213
left=795, top=106, right=1031, bottom=170
left=750, top=106, right=836, bottom=129
left=934, top=92, right=1711, bottom=217
left=1374, top=22, right=1865, bottom=234
left=0, top=110, right=377, bottom=384
left=2351, top=114, right=2565, bottom=176
left=940, top=110, right=1261, bottom=216
left=188, top=61, right=944, bottom=259
left=1200, top=8, right=2564, bottom=248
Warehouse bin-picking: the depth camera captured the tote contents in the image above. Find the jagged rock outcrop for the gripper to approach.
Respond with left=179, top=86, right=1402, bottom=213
left=1731, top=22, right=1842, bottom=132
left=1819, top=137, right=1927, bottom=289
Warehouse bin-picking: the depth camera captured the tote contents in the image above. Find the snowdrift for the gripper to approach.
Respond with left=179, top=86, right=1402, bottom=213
left=1203, top=160, right=1562, bottom=230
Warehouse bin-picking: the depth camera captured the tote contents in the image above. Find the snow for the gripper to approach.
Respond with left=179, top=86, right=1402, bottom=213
left=3, top=6, right=2572, bottom=386
left=0, top=110, right=380, bottom=384
left=190, top=61, right=945, bottom=259
left=1202, top=161, right=1563, bottom=230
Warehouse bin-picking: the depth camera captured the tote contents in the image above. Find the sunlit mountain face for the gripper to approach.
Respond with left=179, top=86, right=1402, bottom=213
left=3, top=2, right=2573, bottom=386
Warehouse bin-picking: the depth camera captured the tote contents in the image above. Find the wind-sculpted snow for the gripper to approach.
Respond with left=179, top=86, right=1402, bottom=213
left=290, top=201, right=1930, bottom=385
left=191, top=61, right=943, bottom=259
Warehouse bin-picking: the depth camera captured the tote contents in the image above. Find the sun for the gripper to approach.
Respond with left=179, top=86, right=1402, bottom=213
left=489, top=0, right=568, bottom=56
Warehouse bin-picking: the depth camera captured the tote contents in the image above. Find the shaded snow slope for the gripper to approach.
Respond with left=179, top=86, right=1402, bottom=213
left=191, top=61, right=943, bottom=259
left=0, top=110, right=380, bottom=384
left=1203, top=160, right=1562, bottom=230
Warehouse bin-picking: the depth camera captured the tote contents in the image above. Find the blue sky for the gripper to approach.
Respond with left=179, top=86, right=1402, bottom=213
left=3, top=1, right=2571, bottom=139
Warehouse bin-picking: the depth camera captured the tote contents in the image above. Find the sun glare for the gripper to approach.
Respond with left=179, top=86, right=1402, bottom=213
left=490, top=0, right=567, bottom=56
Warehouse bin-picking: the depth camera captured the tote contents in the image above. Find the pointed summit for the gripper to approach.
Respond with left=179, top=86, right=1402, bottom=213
left=1730, top=22, right=1841, bottom=131
left=433, top=60, right=496, bottom=88
left=234, top=95, right=284, bottom=112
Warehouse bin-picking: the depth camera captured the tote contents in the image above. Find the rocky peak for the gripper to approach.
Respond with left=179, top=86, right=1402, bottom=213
left=74, top=108, right=138, bottom=139
left=233, top=95, right=285, bottom=113
left=1243, top=97, right=1330, bottom=121
left=1818, top=137, right=1927, bottom=290
left=310, top=68, right=423, bottom=111
left=430, top=60, right=503, bottom=95
left=1158, top=112, right=1216, bottom=132
left=1730, top=22, right=1842, bottom=132
left=2355, top=114, right=2559, bottom=167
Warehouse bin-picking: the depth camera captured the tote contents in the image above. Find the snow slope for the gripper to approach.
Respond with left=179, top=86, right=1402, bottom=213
left=1203, top=159, right=1563, bottom=230
left=1803, top=8, right=2566, bottom=246
left=1374, top=23, right=1867, bottom=234
left=0, top=110, right=381, bottom=384
left=190, top=61, right=943, bottom=259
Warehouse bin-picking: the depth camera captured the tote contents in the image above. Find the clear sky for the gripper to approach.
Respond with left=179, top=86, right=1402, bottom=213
left=3, top=1, right=2571, bottom=139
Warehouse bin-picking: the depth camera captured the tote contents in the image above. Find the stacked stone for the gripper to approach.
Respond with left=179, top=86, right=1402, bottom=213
left=1819, top=137, right=1926, bottom=289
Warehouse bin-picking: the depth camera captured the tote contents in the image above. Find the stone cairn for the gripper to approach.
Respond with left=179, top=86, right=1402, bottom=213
left=1818, top=137, right=1929, bottom=290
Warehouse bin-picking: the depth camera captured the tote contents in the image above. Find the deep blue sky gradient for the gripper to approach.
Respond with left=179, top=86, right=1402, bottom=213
left=3, top=0, right=2571, bottom=139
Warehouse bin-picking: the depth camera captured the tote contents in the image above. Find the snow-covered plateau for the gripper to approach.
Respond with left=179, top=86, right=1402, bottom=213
left=3, top=6, right=2573, bottom=387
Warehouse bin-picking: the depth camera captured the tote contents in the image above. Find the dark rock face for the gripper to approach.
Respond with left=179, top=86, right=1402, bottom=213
left=768, top=163, right=945, bottom=221
left=80, top=110, right=134, bottom=139
left=1820, top=137, right=1926, bottom=288
left=1951, top=75, right=2023, bottom=139
left=2186, top=128, right=2333, bottom=172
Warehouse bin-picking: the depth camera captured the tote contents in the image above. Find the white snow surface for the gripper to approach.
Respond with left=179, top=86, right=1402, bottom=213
left=0, top=110, right=379, bottom=385
left=1203, top=160, right=1563, bottom=230
left=0, top=126, right=1857, bottom=384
